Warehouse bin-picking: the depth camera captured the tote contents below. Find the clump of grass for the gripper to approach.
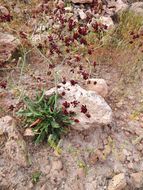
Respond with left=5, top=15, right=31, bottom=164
left=32, top=171, right=41, bottom=184
left=116, top=11, right=142, bottom=38
left=104, top=11, right=143, bottom=48
left=17, top=91, right=74, bottom=148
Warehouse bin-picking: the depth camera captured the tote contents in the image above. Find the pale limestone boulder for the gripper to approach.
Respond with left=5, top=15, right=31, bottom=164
left=85, top=78, right=108, bottom=98
left=5, top=139, right=28, bottom=167
left=78, top=9, right=87, bottom=20
left=45, top=82, right=112, bottom=131
left=0, top=33, right=19, bottom=47
left=0, top=115, right=16, bottom=136
left=0, top=33, right=20, bottom=64
left=99, top=16, right=114, bottom=29
left=130, top=172, right=143, bottom=188
left=107, top=0, right=128, bottom=14
left=24, top=128, right=35, bottom=136
left=115, top=0, right=128, bottom=13
left=108, top=173, right=127, bottom=190
left=130, top=2, right=143, bottom=15
left=51, top=159, right=63, bottom=171
left=0, top=6, right=9, bottom=15
left=0, top=116, right=28, bottom=166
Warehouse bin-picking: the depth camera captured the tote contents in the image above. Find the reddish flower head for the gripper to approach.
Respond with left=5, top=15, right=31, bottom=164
left=86, top=113, right=91, bottom=118
left=61, top=91, right=66, bottom=96
left=63, top=101, right=70, bottom=108
left=81, top=71, right=89, bottom=80
left=81, top=105, right=87, bottom=114
left=62, top=78, right=66, bottom=84
left=0, top=81, right=7, bottom=89
left=70, top=80, right=78, bottom=86
left=71, top=100, right=79, bottom=107
left=78, top=26, right=88, bottom=36
left=74, top=119, right=80, bottom=123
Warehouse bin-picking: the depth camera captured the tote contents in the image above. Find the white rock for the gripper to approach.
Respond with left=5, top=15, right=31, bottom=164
left=71, top=0, right=93, bottom=3
left=108, top=173, right=127, bottom=190
left=0, top=6, right=9, bottom=15
left=130, top=2, right=143, bottom=15
left=24, top=128, right=35, bottom=136
left=78, top=9, right=87, bottom=20
left=5, top=139, right=28, bottom=167
left=0, top=115, right=15, bottom=136
left=64, top=7, right=73, bottom=12
left=0, top=116, right=28, bottom=166
left=45, top=82, right=112, bottom=131
left=85, top=181, right=97, bottom=190
left=85, top=78, right=108, bottom=98
left=115, top=0, right=128, bottom=13
left=51, top=160, right=63, bottom=171
left=107, top=0, right=128, bottom=14
left=30, top=33, right=47, bottom=45
left=127, top=162, right=134, bottom=169
left=0, top=33, right=19, bottom=45
left=77, top=168, right=85, bottom=178
left=99, top=16, right=114, bottom=29
left=13, top=6, right=21, bottom=14
left=131, top=172, right=143, bottom=188
left=0, top=33, right=20, bottom=63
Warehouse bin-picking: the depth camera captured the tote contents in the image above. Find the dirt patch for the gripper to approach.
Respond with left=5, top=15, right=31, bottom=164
left=0, top=45, right=143, bottom=189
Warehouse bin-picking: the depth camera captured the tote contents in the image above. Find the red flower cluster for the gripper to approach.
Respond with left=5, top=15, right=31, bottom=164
left=62, top=108, right=68, bottom=115
left=74, top=119, right=80, bottom=123
left=69, top=110, right=75, bottom=115
left=81, top=71, right=89, bottom=80
left=70, top=80, right=78, bottom=86
left=80, top=38, right=87, bottom=45
left=81, top=104, right=91, bottom=118
left=64, top=36, right=74, bottom=46
left=86, top=113, right=91, bottom=118
left=61, top=91, right=66, bottom=96
left=73, top=32, right=79, bottom=40
left=71, top=100, right=79, bottom=107
left=62, top=78, right=66, bottom=84
left=0, top=14, right=13, bottom=22
left=81, top=105, right=87, bottom=113
left=0, top=81, right=7, bottom=89
left=78, top=26, right=88, bottom=36
left=63, top=101, right=70, bottom=108
left=68, top=19, right=76, bottom=31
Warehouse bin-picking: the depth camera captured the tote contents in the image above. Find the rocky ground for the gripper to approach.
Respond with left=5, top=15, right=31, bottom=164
left=0, top=0, right=143, bottom=190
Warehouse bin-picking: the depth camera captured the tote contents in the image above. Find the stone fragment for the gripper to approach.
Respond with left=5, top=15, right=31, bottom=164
left=45, top=82, right=112, bottom=131
left=108, top=173, right=127, bottom=190
left=130, top=172, right=143, bottom=188
left=85, top=78, right=108, bottom=98
left=5, top=139, right=28, bottom=167
left=24, top=128, right=35, bottom=136
left=0, top=116, right=28, bottom=166
left=51, top=159, right=63, bottom=171
left=0, top=33, right=20, bottom=64
left=78, top=9, right=87, bottom=20
left=0, top=6, right=9, bottom=16
left=130, top=2, right=143, bottom=15
left=99, top=16, right=114, bottom=29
